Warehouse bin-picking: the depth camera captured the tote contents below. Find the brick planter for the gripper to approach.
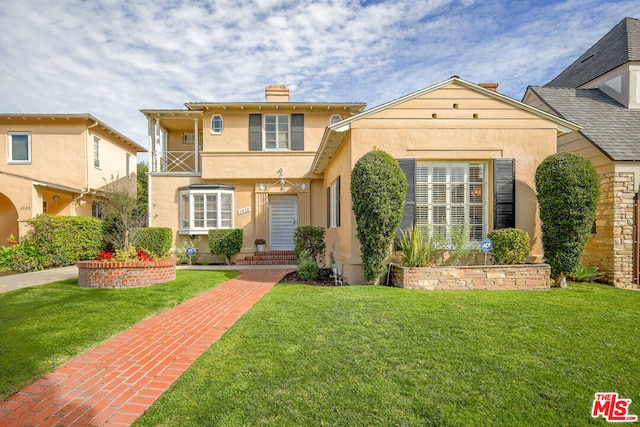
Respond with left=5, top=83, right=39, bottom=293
left=77, top=259, right=177, bottom=288
left=390, top=263, right=551, bottom=290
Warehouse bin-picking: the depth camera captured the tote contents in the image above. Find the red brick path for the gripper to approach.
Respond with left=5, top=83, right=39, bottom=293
left=0, top=269, right=291, bottom=426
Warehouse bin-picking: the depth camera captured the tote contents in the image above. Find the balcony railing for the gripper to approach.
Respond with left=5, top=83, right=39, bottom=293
left=152, top=151, right=200, bottom=173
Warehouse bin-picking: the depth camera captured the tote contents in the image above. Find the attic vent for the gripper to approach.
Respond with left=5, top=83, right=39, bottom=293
left=453, top=103, right=459, bottom=109
left=580, top=54, right=594, bottom=63
left=432, top=113, right=438, bottom=119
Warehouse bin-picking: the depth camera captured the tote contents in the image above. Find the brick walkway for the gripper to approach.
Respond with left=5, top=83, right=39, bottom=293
left=0, top=269, right=292, bottom=427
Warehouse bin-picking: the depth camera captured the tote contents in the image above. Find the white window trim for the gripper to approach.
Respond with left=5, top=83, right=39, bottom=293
left=330, top=179, right=339, bottom=228
left=415, top=161, right=488, bottom=246
left=264, top=114, right=290, bottom=150
left=179, top=187, right=234, bottom=234
left=94, top=136, right=101, bottom=169
left=7, top=132, right=31, bottom=164
left=210, top=115, right=224, bottom=135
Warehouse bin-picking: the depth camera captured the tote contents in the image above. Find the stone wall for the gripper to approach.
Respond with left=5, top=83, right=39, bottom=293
left=583, top=172, right=636, bottom=289
left=390, top=264, right=551, bottom=290
left=77, top=259, right=177, bottom=288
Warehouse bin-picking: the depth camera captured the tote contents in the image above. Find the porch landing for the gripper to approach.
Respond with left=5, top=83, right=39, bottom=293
left=236, top=251, right=296, bottom=265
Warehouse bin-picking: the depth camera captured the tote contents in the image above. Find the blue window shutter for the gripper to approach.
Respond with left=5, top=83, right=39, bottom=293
left=249, top=114, right=262, bottom=151
left=291, top=114, right=304, bottom=150
left=493, top=158, right=515, bottom=229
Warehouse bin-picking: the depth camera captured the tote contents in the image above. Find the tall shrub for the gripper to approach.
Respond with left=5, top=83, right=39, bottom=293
left=351, top=149, right=407, bottom=283
left=130, top=227, right=172, bottom=257
left=293, top=226, right=325, bottom=265
left=208, top=229, right=243, bottom=265
left=535, top=152, right=600, bottom=287
left=27, top=214, right=105, bottom=267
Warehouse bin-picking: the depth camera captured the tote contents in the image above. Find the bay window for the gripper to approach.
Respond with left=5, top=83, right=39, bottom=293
left=179, top=185, right=234, bottom=234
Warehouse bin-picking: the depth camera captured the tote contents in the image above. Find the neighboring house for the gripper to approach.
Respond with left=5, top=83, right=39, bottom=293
left=523, top=17, right=640, bottom=289
left=143, top=80, right=577, bottom=284
left=0, top=114, right=146, bottom=245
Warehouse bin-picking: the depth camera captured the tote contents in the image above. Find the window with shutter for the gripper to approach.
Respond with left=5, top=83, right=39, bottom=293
left=249, top=114, right=262, bottom=151
left=291, top=114, right=304, bottom=150
left=397, top=159, right=416, bottom=238
left=493, top=158, right=515, bottom=230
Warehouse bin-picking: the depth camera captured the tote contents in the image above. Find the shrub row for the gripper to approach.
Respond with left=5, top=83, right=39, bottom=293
left=0, top=215, right=173, bottom=273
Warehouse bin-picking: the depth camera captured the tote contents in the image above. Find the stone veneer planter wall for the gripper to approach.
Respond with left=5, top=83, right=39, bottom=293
left=77, top=259, right=177, bottom=288
left=390, top=263, right=551, bottom=290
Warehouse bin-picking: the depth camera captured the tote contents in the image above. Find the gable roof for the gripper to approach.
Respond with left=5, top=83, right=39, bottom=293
left=527, top=86, right=640, bottom=161
left=0, top=113, right=146, bottom=152
left=311, top=77, right=581, bottom=174
left=546, top=17, right=640, bottom=88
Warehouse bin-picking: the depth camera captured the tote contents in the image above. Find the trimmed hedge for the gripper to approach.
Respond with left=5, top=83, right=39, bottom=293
left=351, top=149, right=407, bottom=283
left=27, top=214, right=105, bottom=268
left=487, top=228, right=530, bottom=265
left=535, top=152, right=600, bottom=279
left=130, top=227, right=172, bottom=257
left=293, top=226, right=325, bottom=265
left=208, top=229, right=243, bottom=265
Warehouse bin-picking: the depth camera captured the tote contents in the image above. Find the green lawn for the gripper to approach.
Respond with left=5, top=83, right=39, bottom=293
left=0, top=270, right=238, bottom=400
left=134, top=283, right=640, bottom=426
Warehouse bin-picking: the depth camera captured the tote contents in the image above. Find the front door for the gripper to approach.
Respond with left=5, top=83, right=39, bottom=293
left=269, top=196, right=297, bottom=251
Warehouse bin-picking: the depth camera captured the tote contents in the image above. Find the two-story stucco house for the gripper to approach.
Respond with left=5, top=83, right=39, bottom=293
left=143, top=79, right=577, bottom=284
left=523, top=17, right=640, bottom=289
left=0, top=114, right=146, bottom=245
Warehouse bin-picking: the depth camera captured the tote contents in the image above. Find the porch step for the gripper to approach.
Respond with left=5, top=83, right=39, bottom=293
left=236, top=251, right=297, bottom=265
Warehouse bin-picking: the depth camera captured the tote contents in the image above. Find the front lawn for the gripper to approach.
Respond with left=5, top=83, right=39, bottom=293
left=0, top=270, right=238, bottom=400
left=135, top=283, right=640, bottom=426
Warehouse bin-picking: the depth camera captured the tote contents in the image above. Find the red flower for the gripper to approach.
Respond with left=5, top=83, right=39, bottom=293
left=95, top=250, right=114, bottom=261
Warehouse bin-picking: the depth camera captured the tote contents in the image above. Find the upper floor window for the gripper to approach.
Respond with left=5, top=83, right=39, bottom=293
left=211, top=115, right=223, bottom=134
left=249, top=113, right=304, bottom=151
left=179, top=185, right=234, bottom=234
left=415, top=162, right=487, bottom=244
left=182, top=132, right=195, bottom=145
left=265, top=114, right=289, bottom=149
left=94, top=136, right=101, bottom=169
left=8, top=132, right=31, bottom=164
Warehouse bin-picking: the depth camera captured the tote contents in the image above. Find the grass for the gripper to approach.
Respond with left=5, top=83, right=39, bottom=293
left=134, top=283, right=640, bottom=426
left=0, top=270, right=238, bottom=400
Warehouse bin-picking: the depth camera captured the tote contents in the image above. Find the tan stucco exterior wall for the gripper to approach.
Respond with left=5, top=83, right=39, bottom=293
left=328, top=83, right=559, bottom=284
left=0, top=116, right=140, bottom=242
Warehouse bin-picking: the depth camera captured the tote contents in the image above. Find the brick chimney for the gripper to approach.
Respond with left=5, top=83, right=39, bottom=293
left=478, top=83, right=499, bottom=92
left=265, top=85, right=290, bottom=102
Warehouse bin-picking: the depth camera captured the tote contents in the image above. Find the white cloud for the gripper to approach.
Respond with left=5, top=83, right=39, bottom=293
left=1, top=0, right=639, bottom=153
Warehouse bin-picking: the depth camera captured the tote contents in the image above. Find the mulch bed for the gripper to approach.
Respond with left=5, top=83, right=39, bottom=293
left=279, top=268, right=343, bottom=286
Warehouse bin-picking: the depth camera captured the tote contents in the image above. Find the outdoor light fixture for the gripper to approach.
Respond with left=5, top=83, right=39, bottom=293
left=262, top=167, right=304, bottom=193
left=52, top=195, right=60, bottom=202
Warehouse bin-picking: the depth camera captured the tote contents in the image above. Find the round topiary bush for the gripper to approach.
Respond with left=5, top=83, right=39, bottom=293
left=487, top=228, right=530, bottom=265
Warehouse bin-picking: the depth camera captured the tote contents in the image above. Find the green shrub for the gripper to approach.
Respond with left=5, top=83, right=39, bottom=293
left=130, top=227, right=172, bottom=256
left=443, top=225, right=477, bottom=266
left=297, top=253, right=319, bottom=280
left=174, top=236, right=202, bottom=264
left=351, top=149, right=407, bottom=283
left=294, top=226, right=326, bottom=265
left=0, top=241, right=44, bottom=273
left=535, top=152, right=600, bottom=285
left=487, top=228, right=530, bottom=265
left=27, top=214, right=105, bottom=267
left=570, top=264, right=605, bottom=282
left=208, top=229, right=243, bottom=265
left=397, top=225, right=443, bottom=267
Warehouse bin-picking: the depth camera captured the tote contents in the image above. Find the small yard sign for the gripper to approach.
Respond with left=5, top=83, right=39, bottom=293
left=480, top=238, right=493, bottom=253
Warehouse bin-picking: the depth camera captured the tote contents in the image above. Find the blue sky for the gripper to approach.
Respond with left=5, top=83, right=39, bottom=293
left=1, top=0, right=639, bottom=154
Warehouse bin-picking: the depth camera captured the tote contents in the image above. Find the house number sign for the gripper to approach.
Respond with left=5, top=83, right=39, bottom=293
left=238, top=207, right=251, bottom=215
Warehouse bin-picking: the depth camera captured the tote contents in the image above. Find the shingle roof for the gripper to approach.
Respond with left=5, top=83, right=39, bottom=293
left=546, top=17, right=640, bottom=88
left=528, top=86, right=640, bottom=160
